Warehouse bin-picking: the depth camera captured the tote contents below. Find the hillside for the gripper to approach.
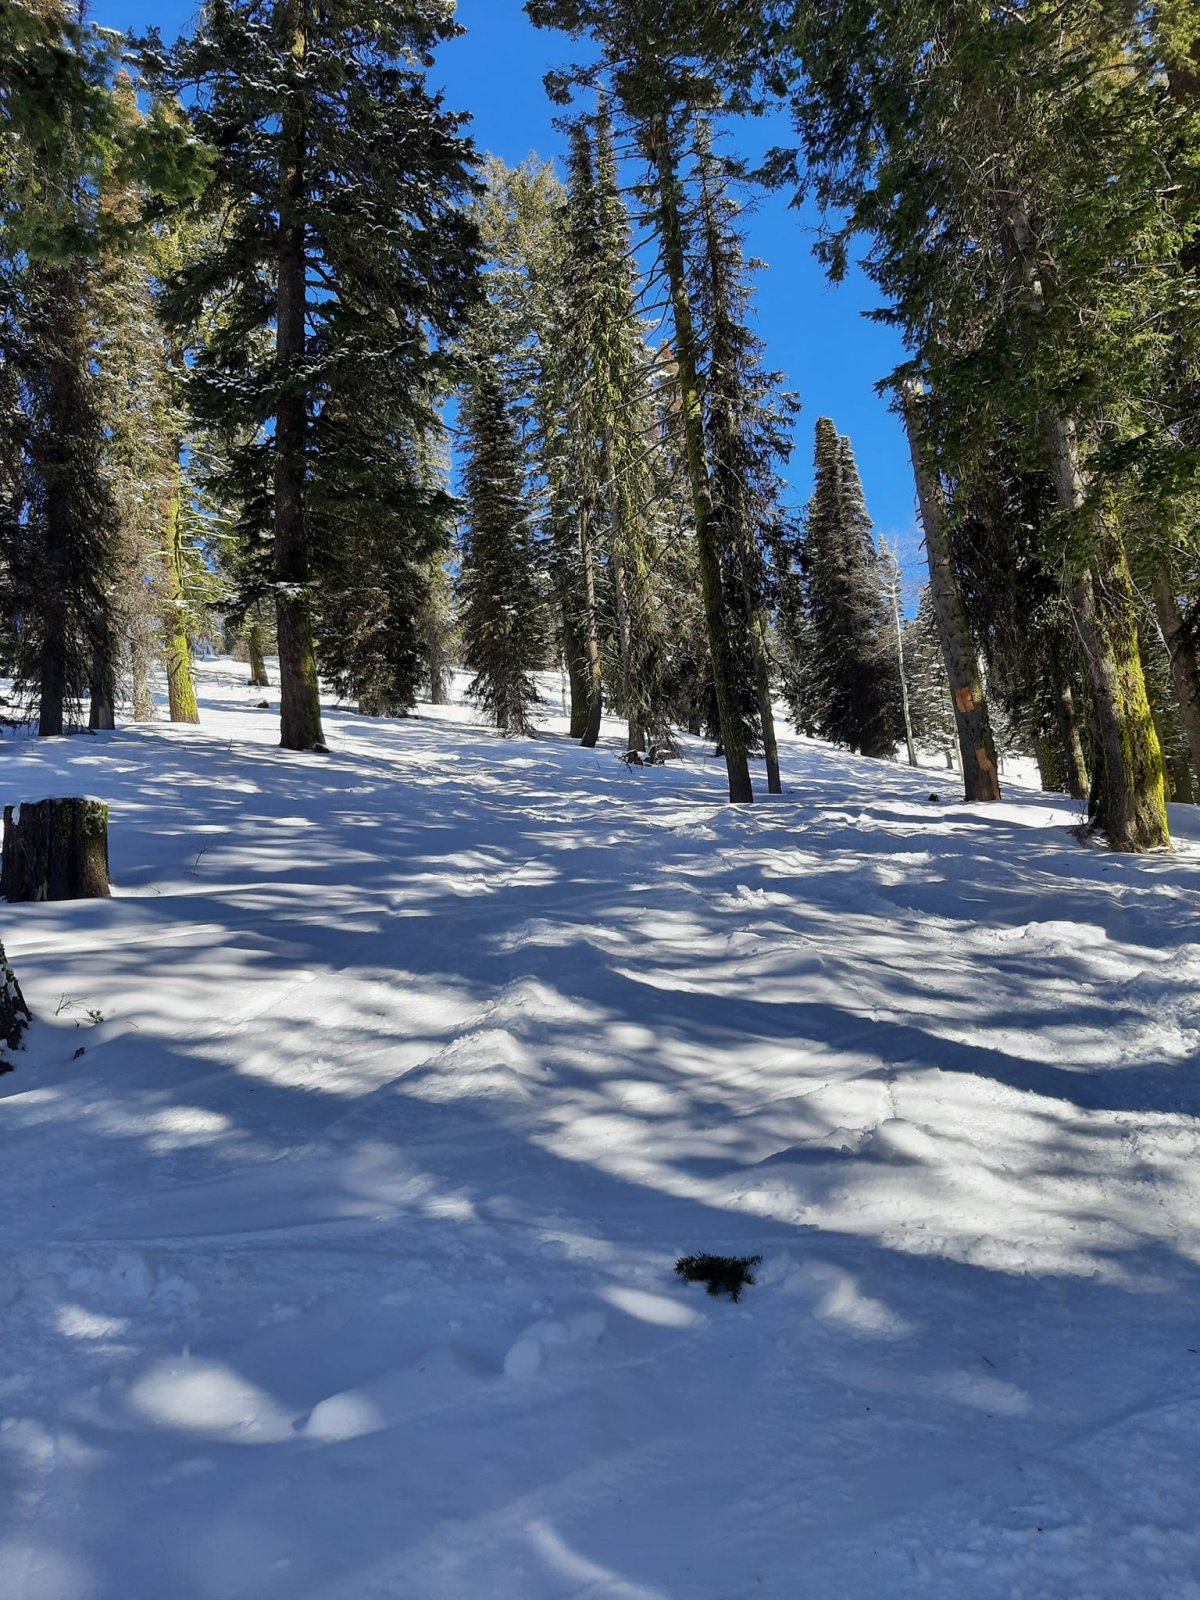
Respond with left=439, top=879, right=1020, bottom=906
left=2, top=663, right=1198, bottom=1600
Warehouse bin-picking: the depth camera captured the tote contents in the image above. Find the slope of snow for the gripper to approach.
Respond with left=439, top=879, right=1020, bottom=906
left=1, top=660, right=1198, bottom=1600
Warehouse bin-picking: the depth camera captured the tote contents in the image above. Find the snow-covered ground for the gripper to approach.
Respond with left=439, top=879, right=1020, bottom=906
left=1, top=660, right=1198, bottom=1600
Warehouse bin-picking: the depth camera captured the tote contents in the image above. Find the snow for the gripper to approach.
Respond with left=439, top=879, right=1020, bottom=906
left=1, top=658, right=1198, bottom=1600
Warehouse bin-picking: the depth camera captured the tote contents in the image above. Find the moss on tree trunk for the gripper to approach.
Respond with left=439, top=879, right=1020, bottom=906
left=901, top=383, right=1001, bottom=802
left=2, top=798, right=110, bottom=902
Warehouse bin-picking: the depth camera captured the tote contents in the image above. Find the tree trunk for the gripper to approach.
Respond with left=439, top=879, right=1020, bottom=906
left=647, top=113, right=752, bottom=804
left=87, top=616, right=116, bottom=731
left=610, top=549, right=644, bottom=752
left=1035, top=732, right=1057, bottom=793
left=884, top=536, right=918, bottom=767
left=38, top=590, right=69, bottom=738
left=1152, top=565, right=1200, bottom=779
left=274, top=5, right=325, bottom=753
left=0, top=937, right=31, bottom=1052
left=163, top=477, right=199, bottom=724
left=560, top=597, right=591, bottom=739
left=1049, top=664, right=1089, bottom=801
left=577, top=502, right=604, bottom=749
left=2, top=799, right=110, bottom=902
left=130, top=633, right=154, bottom=722
left=1042, top=419, right=1168, bottom=849
left=901, top=382, right=1001, bottom=800
left=747, top=609, right=782, bottom=792
left=247, top=622, right=269, bottom=688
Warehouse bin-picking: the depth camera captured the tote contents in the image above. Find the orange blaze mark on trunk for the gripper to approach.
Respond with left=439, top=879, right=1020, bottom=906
left=954, top=685, right=976, bottom=713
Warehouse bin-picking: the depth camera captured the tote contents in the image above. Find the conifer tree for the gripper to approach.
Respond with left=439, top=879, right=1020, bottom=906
left=801, top=418, right=902, bottom=759
left=458, top=362, right=546, bottom=736
left=903, top=588, right=959, bottom=765
left=528, top=0, right=764, bottom=799
left=155, top=0, right=479, bottom=751
left=779, top=0, right=1181, bottom=846
left=692, top=116, right=797, bottom=793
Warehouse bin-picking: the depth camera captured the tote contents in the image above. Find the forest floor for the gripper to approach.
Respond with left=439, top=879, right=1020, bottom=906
left=1, top=660, right=1199, bottom=1600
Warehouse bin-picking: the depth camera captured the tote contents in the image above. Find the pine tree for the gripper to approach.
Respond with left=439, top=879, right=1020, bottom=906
left=800, top=419, right=902, bottom=758
left=692, top=116, right=797, bottom=793
left=904, top=588, right=958, bottom=766
left=156, top=0, right=480, bottom=751
left=459, top=361, right=546, bottom=736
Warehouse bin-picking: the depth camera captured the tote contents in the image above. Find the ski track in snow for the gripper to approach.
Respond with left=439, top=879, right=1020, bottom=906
left=1, top=660, right=1198, bottom=1600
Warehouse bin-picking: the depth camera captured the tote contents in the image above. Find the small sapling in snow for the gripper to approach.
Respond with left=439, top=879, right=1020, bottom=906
left=675, top=1253, right=763, bottom=1302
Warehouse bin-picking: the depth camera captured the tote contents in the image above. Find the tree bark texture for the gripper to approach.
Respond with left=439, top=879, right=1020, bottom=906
left=577, top=503, right=604, bottom=749
left=1041, top=416, right=1168, bottom=850
left=901, top=383, right=1001, bottom=801
left=274, top=5, right=325, bottom=752
left=2, top=798, right=110, bottom=902
left=247, top=622, right=269, bottom=688
left=163, top=479, right=199, bottom=723
left=1152, top=565, right=1200, bottom=782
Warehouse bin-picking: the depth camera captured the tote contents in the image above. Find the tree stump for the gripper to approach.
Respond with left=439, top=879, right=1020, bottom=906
left=0, top=937, right=30, bottom=1051
left=1, top=798, right=111, bottom=903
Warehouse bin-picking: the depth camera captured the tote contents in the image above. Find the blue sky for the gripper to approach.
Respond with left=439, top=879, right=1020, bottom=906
left=97, top=0, right=921, bottom=580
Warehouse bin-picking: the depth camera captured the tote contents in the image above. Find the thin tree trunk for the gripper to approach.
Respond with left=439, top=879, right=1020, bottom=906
left=883, top=535, right=918, bottom=767
left=901, top=382, right=1000, bottom=800
left=647, top=113, right=751, bottom=804
left=247, top=622, right=269, bottom=688
left=1049, top=664, right=1089, bottom=801
left=35, top=271, right=75, bottom=739
left=610, top=549, right=644, bottom=751
left=1152, top=564, right=1200, bottom=779
left=746, top=608, right=781, bottom=792
left=578, top=503, right=604, bottom=748
left=162, top=475, right=198, bottom=723
left=274, top=4, right=324, bottom=752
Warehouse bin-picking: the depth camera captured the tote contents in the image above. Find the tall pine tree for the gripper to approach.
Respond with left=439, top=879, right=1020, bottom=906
left=155, top=0, right=479, bottom=750
left=459, top=361, right=546, bottom=736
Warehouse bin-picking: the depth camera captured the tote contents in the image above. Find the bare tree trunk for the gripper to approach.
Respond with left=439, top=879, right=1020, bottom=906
left=578, top=503, right=604, bottom=748
left=647, top=113, right=752, bottom=804
left=883, top=534, right=918, bottom=767
left=247, top=622, right=269, bottom=688
left=1152, top=564, right=1200, bottom=779
left=560, top=597, right=590, bottom=739
left=901, top=382, right=1001, bottom=800
left=610, top=550, right=644, bottom=752
left=274, top=4, right=325, bottom=753
left=88, top=614, right=116, bottom=731
left=130, top=633, right=154, bottom=721
left=1050, top=665, right=1089, bottom=801
left=162, top=478, right=199, bottom=723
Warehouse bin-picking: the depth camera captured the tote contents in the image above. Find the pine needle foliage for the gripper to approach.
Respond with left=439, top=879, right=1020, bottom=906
left=459, top=361, right=547, bottom=736
left=675, top=1252, right=763, bottom=1302
left=150, top=0, right=481, bottom=745
left=799, top=418, right=902, bottom=759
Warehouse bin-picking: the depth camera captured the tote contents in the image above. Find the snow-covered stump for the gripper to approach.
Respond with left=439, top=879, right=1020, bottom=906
left=0, top=937, right=30, bottom=1051
left=1, top=798, right=111, bottom=903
